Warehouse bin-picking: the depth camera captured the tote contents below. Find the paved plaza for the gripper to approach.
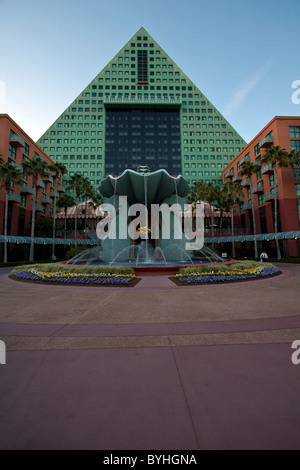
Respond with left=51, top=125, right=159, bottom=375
left=0, top=264, right=300, bottom=450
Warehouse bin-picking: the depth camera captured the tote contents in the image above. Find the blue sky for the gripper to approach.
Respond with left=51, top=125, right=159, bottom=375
left=0, top=0, right=299, bottom=143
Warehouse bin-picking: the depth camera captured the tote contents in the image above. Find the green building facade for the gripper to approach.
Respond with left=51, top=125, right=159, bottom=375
left=37, top=27, right=246, bottom=196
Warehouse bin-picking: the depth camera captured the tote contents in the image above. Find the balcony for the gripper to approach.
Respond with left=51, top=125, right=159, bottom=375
left=20, top=184, right=34, bottom=195
left=9, top=133, right=25, bottom=148
left=239, top=201, right=253, bottom=213
left=261, top=163, right=274, bottom=175
left=104, top=96, right=182, bottom=106
left=8, top=191, right=21, bottom=203
left=58, top=186, right=65, bottom=193
left=50, top=189, right=59, bottom=198
left=252, top=183, right=264, bottom=194
left=43, top=174, right=53, bottom=183
left=259, top=134, right=273, bottom=148
left=241, top=178, right=251, bottom=188
left=244, top=201, right=253, bottom=211
left=37, top=180, right=46, bottom=190
left=225, top=169, right=234, bottom=179
left=35, top=204, right=44, bottom=212
left=264, top=190, right=278, bottom=202
left=41, top=195, right=52, bottom=205
left=232, top=174, right=242, bottom=182
left=239, top=154, right=250, bottom=165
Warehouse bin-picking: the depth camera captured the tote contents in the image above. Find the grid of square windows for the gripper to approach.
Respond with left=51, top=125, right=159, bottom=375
left=38, top=30, right=246, bottom=189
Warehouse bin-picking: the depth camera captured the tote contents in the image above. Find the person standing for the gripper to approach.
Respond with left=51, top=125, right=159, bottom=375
left=260, top=251, right=268, bottom=262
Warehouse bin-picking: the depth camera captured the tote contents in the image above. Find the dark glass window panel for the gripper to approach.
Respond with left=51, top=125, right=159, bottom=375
left=105, top=108, right=181, bottom=175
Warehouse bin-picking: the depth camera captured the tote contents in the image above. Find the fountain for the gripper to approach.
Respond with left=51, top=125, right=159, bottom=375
left=66, top=167, right=226, bottom=272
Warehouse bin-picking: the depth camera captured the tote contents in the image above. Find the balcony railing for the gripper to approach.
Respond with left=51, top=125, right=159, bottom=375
left=241, top=178, right=251, bottom=188
left=264, top=189, right=278, bottom=202
left=43, top=174, right=53, bottom=183
left=261, top=163, right=274, bottom=174
left=20, top=184, right=34, bottom=195
left=245, top=201, right=253, bottom=211
left=41, top=195, right=52, bottom=204
left=35, top=204, right=44, bottom=212
left=225, top=169, right=234, bottom=179
left=37, top=180, right=46, bottom=190
left=9, top=133, right=25, bottom=148
left=259, top=134, right=273, bottom=148
left=252, top=183, right=264, bottom=193
left=8, top=191, right=21, bottom=203
left=239, top=154, right=250, bottom=165
left=232, top=174, right=242, bottom=182
left=50, top=189, right=59, bottom=198
left=104, top=96, right=182, bottom=105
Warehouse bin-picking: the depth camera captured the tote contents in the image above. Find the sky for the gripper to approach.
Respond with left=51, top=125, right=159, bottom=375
left=0, top=0, right=299, bottom=144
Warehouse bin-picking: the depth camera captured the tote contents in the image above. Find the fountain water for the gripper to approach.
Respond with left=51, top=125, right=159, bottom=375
left=66, top=168, right=227, bottom=268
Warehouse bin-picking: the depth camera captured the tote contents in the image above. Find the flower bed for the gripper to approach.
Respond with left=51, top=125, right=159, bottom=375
left=172, top=263, right=280, bottom=285
left=10, top=264, right=139, bottom=287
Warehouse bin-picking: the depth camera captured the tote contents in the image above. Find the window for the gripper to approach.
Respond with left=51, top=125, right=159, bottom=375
left=9, top=144, right=16, bottom=159
left=295, top=184, right=300, bottom=196
left=291, top=140, right=300, bottom=151
left=137, top=50, right=148, bottom=83
left=254, top=143, right=260, bottom=156
left=24, top=143, right=29, bottom=155
left=289, top=126, right=300, bottom=138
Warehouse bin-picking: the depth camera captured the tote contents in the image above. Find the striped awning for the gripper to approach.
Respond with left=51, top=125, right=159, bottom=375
left=0, top=236, right=96, bottom=246
left=205, top=231, right=300, bottom=243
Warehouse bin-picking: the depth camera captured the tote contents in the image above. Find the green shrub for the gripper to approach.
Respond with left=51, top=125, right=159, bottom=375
left=64, top=247, right=87, bottom=260
left=178, top=260, right=276, bottom=275
left=11, top=263, right=135, bottom=275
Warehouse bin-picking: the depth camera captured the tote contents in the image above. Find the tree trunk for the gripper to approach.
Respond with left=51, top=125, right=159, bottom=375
left=4, top=189, right=8, bottom=263
left=231, top=210, right=236, bottom=258
left=52, top=176, right=57, bottom=260
left=274, top=168, right=281, bottom=260
left=75, top=195, right=78, bottom=249
left=220, top=208, right=223, bottom=236
left=29, top=184, right=36, bottom=262
left=64, top=207, right=67, bottom=240
left=211, top=203, right=215, bottom=249
left=250, top=184, right=258, bottom=259
left=84, top=195, right=87, bottom=238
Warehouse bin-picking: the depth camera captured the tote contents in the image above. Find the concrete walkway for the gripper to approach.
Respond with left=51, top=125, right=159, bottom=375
left=0, top=265, right=300, bottom=449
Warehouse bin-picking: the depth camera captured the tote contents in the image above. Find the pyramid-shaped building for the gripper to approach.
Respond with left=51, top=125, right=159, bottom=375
left=37, top=27, right=246, bottom=193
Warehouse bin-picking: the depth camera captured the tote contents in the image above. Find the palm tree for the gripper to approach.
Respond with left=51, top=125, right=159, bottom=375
left=239, top=161, right=260, bottom=259
left=261, top=145, right=290, bottom=260
left=187, top=181, right=207, bottom=210
left=88, top=191, right=103, bottom=247
left=290, top=149, right=300, bottom=180
left=67, top=173, right=85, bottom=248
left=81, top=178, right=94, bottom=236
left=0, top=162, right=23, bottom=263
left=204, top=183, right=219, bottom=249
left=22, top=156, right=48, bottom=261
left=214, top=185, right=229, bottom=236
left=187, top=181, right=207, bottom=241
left=57, top=193, right=75, bottom=239
left=48, top=162, right=68, bottom=260
left=226, top=181, right=242, bottom=258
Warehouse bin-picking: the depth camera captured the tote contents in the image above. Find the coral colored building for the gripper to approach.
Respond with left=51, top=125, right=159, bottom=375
left=223, top=116, right=300, bottom=257
left=0, top=114, right=64, bottom=245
